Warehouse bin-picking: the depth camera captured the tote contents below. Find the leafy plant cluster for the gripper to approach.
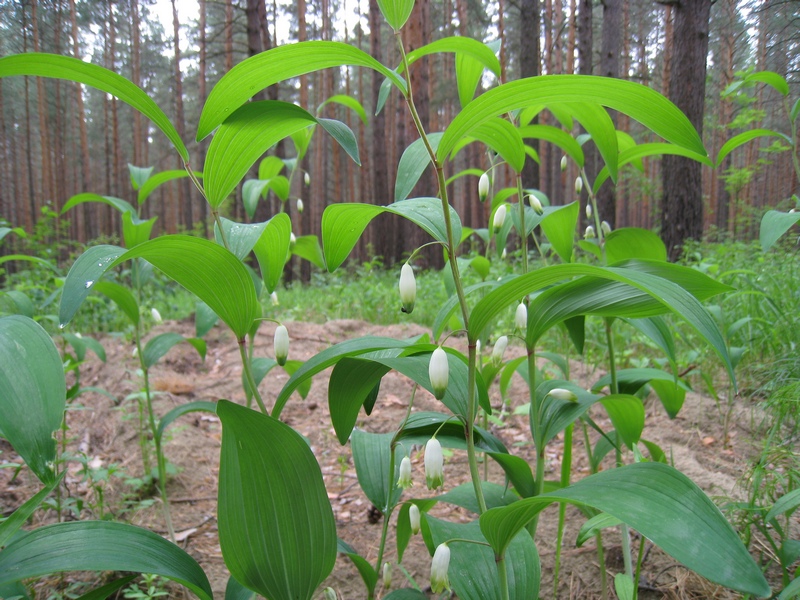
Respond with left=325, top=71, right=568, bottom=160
left=0, top=2, right=799, bottom=600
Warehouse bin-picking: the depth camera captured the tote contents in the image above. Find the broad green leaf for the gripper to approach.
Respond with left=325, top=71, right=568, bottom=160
left=127, top=164, right=154, bottom=190
left=469, top=118, right=526, bottom=173
left=0, top=521, right=212, bottom=599
left=716, top=129, right=791, bottom=167
left=593, top=143, right=712, bottom=193
left=337, top=539, right=379, bottom=596
left=605, top=228, right=667, bottom=264
left=438, top=76, right=706, bottom=164
left=438, top=481, right=520, bottom=514
left=592, top=367, right=689, bottom=395
left=258, top=155, right=287, bottom=179
left=760, top=210, right=800, bottom=252
left=519, top=124, right=584, bottom=167
left=384, top=589, right=428, bottom=599
left=540, top=202, right=579, bottom=263
left=533, top=380, right=601, bottom=448
left=226, top=576, right=257, bottom=600
left=243, top=357, right=278, bottom=402
left=252, top=213, right=292, bottom=293
left=121, top=212, right=157, bottom=248
left=395, top=133, right=443, bottom=201
left=61, top=237, right=260, bottom=340
left=0, top=316, right=65, bottom=484
left=137, top=170, right=202, bottom=205
left=60, top=333, right=105, bottom=363
left=765, top=489, right=800, bottom=524
left=243, top=178, right=290, bottom=216
left=456, top=53, right=486, bottom=108
left=274, top=336, right=425, bottom=418
left=426, top=516, right=540, bottom=600
left=317, top=117, right=361, bottom=165
left=376, top=0, right=414, bottom=29
left=195, top=301, right=218, bottom=338
left=0, top=53, right=188, bottom=160
left=204, top=102, right=318, bottom=208
left=317, top=94, right=369, bottom=124
left=486, top=452, right=536, bottom=498
left=743, top=70, right=790, bottom=96
left=216, top=217, right=268, bottom=261
left=351, top=430, right=402, bottom=512
left=576, top=513, right=622, bottom=547
left=0, top=474, right=63, bottom=548
left=217, top=400, right=336, bottom=600
left=156, top=401, right=217, bottom=443
left=479, top=462, right=770, bottom=597
left=649, top=379, right=686, bottom=418
left=292, top=235, right=326, bottom=269
left=615, top=574, right=635, bottom=600
left=405, top=37, right=501, bottom=79
left=143, top=333, right=206, bottom=369
left=322, top=198, right=461, bottom=271
left=0, top=254, right=58, bottom=272
left=198, top=41, right=405, bottom=139
left=61, top=193, right=136, bottom=216
left=75, top=575, right=138, bottom=600
left=329, top=358, right=392, bottom=444
left=91, top=281, right=139, bottom=326
left=600, top=394, right=645, bottom=448
left=0, top=227, right=26, bottom=244
left=568, top=102, right=619, bottom=181
left=778, top=578, right=800, bottom=600
left=395, top=411, right=506, bottom=454
left=0, top=290, right=34, bottom=318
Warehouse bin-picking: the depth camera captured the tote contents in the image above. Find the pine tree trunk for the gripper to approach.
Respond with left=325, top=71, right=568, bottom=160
left=520, top=0, right=541, bottom=190
left=596, top=0, right=621, bottom=226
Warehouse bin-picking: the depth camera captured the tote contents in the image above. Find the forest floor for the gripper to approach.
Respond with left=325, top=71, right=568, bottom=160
left=0, top=318, right=774, bottom=599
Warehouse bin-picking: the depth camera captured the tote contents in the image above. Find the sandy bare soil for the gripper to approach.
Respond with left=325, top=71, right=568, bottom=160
left=0, top=318, right=770, bottom=599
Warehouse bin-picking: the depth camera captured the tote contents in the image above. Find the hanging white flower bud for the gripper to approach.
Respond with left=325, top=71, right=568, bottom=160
left=424, top=438, right=444, bottom=489
left=586, top=203, right=593, bottom=220
left=529, top=194, right=544, bottom=215
left=561, top=155, right=568, bottom=171
left=428, top=347, right=449, bottom=400
left=601, top=220, right=612, bottom=236
left=575, top=176, right=583, bottom=194
left=304, top=172, right=311, bottom=186
left=274, top=324, right=289, bottom=366
left=409, top=504, right=421, bottom=534
left=492, top=335, right=509, bottom=366
left=492, top=204, right=507, bottom=233
left=501, top=248, right=507, bottom=260
left=515, top=303, right=527, bottom=330
left=322, top=588, right=337, bottom=600
left=383, top=562, right=392, bottom=589
left=478, top=173, right=490, bottom=202
left=475, top=339, right=481, bottom=356
left=584, top=225, right=596, bottom=239
left=150, top=308, right=162, bottom=323
left=397, top=456, right=413, bottom=488
left=296, top=198, right=304, bottom=213
left=430, top=543, right=451, bottom=593
left=289, top=232, right=297, bottom=251
left=270, top=291, right=279, bottom=306
left=548, top=388, right=578, bottom=402
left=399, top=263, right=416, bottom=314
left=132, top=346, right=139, bottom=358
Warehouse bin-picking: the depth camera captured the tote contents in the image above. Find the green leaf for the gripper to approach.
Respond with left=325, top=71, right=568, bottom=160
left=760, top=210, right=800, bottom=252
left=317, top=94, right=369, bottom=124
left=337, top=539, right=379, bottom=596
left=317, top=117, right=361, bottom=165
left=204, top=102, right=318, bottom=208
left=143, top=333, right=206, bottom=369
left=426, top=516, right=540, bottom=600
left=0, top=316, right=65, bottom=484
left=534, top=380, right=601, bottom=448
left=329, top=358, right=392, bottom=444
left=216, top=217, right=268, bottom=261
left=322, top=198, right=460, bottom=271
left=0, top=53, right=188, bottom=160
left=127, top=164, right=154, bottom=190
left=60, top=237, right=260, bottom=340
left=605, top=228, right=667, bottom=264
left=217, top=400, right=336, bottom=600
left=0, top=474, right=64, bottom=548
left=156, top=401, right=217, bottom=443
left=376, top=0, right=415, bottom=29
left=716, top=129, right=791, bottom=167
left=438, top=76, right=706, bottom=165
left=351, top=430, right=402, bottom=512
left=225, top=576, right=257, bottom=600
left=383, top=589, right=428, bottom=600
left=519, top=124, right=584, bottom=167
left=121, top=212, right=157, bottom=248
left=195, top=302, right=218, bottom=338
left=92, top=281, right=140, bottom=326
left=292, top=235, right=326, bottom=269
left=0, top=521, right=212, bottom=599
left=778, top=578, right=800, bottom=600
left=576, top=513, right=622, bottom=547
left=601, top=394, right=644, bottom=448
left=766, top=489, right=800, bottom=524
left=743, top=70, right=790, bottom=96
left=614, top=574, right=635, bottom=600
left=395, top=133, right=443, bottom=201
left=252, top=213, right=292, bottom=293
left=438, top=481, right=520, bottom=513
left=469, top=118, right=526, bottom=173
left=61, top=193, right=136, bottom=216
left=274, top=336, right=425, bottom=418
left=243, top=357, right=278, bottom=402
left=198, top=41, right=405, bottom=139
left=406, top=37, right=501, bottom=79
left=540, top=202, right=579, bottom=263
left=479, top=462, right=770, bottom=597
left=0, top=227, right=27, bottom=244
left=137, top=170, right=202, bottom=205
left=395, top=411, right=506, bottom=454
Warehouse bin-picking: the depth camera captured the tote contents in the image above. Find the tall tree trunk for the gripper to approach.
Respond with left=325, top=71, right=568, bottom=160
left=225, top=0, right=234, bottom=73
left=69, top=0, right=91, bottom=240
left=659, top=0, right=712, bottom=260
left=577, top=0, right=593, bottom=218
left=198, top=0, right=209, bottom=236
left=596, top=0, right=621, bottom=226
left=31, top=0, right=54, bottom=207
left=170, top=0, right=193, bottom=231
left=520, top=0, right=541, bottom=190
